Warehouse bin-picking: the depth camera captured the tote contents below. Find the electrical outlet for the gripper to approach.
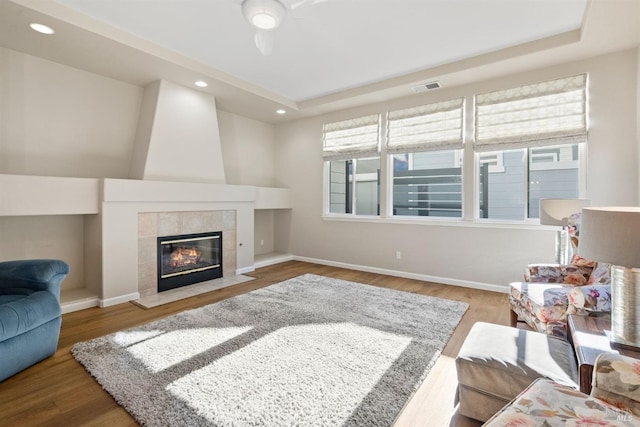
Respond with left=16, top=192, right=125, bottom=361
left=396, top=251, right=402, bottom=260
left=260, top=239, right=264, bottom=246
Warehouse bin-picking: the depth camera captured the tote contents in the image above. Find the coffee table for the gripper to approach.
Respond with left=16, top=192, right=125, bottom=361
left=567, top=313, right=640, bottom=394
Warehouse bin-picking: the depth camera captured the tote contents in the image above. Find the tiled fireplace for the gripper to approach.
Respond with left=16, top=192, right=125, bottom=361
left=157, top=231, right=223, bottom=292
left=137, top=210, right=237, bottom=297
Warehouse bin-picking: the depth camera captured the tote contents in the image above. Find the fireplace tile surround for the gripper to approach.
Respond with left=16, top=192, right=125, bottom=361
left=137, top=210, right=237, bottom=297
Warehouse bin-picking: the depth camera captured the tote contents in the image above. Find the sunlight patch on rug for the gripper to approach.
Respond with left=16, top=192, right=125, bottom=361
left=125, top=327, right=252, bottom=373
left=168, top=323, right=411, bottom=425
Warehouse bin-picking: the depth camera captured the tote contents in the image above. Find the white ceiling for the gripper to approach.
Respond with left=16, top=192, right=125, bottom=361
left=53, top=0, right=588, bottom=102
left=1, top=0, right=639, bottom=123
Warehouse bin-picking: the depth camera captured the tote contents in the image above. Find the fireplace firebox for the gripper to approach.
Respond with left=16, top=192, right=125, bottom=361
left=157, top=231, right=222, bottom=292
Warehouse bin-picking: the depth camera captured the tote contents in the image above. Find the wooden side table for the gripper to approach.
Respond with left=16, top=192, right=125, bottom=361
left=567, top=314, right=640, bottom=394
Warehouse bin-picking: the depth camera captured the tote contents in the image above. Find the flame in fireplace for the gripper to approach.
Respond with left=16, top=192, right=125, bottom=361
left=170, top=247, right=202, bottom=268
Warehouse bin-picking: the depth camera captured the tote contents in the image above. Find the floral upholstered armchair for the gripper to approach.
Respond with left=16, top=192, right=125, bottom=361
left=509, top=213, right=612, bottom=338
left=484, top=353, right=640, bottom=426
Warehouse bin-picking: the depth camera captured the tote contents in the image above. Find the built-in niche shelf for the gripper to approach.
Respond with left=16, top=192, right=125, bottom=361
left=254, top=187, right=292, bottom=269
left=0, top=174, right=102, bottom=314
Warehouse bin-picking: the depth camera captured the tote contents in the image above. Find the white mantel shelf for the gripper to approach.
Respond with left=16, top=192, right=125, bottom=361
left=102, top=178, right=256, bottom=203
left=255, top=187, right=292, bottom=209
left=0, top=175, right=292, bottom=215
left=0, top=174, right=100, bottom=216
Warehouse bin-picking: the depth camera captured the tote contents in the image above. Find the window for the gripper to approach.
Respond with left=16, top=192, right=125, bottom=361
left=387, top=99, right=464, bottom=218
left=475, top=74, right=587, bottom=220
left=328, top=157, right=380, bottom=215
left=323, top=114, right=380, bottom=216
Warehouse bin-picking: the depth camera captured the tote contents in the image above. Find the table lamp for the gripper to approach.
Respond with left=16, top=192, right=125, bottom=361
left=539, top=198, right=591, bottom=264
left=578, top=207, right=640, bottom=351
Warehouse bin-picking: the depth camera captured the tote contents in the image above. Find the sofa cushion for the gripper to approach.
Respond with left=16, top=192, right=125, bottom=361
left=0, top=290, right=61, bottom=342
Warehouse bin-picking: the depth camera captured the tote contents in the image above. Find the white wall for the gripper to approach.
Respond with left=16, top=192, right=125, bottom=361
left=0, top=47, right=142, bottom=178
left=218, top=110, right=276, bottom=187
left=275, top=49, right=639, bottom=290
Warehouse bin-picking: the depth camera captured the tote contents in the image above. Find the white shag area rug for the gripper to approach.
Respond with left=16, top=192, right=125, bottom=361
left=72, top=274, right=468, bottom=427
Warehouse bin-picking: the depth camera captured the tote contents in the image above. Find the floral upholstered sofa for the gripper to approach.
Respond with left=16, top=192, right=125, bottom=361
left=509, top=213, right=612, bottom=338
left=484, top=352, right=640, bottom=426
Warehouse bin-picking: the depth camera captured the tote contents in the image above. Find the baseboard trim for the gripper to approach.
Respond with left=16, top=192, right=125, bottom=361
left=100, top=292, right=140, bottom=308
left=61, top=298, right=100, bottom=314
left=237, top=266, right=256, bottom=275
left=254, top=254, right=294, bottom=269
left=292, top=256, right=508, bottom=294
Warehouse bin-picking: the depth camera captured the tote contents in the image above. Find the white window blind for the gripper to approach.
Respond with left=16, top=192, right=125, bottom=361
left=387, top=98, right=464, bottom=154
left=322, top=114, right=380, bottom=160
left=474, top=74, right=588, bottom=152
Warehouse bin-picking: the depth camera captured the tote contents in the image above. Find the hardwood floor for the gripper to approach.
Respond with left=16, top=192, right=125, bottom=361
left=0, top=261, right=510, bottom=426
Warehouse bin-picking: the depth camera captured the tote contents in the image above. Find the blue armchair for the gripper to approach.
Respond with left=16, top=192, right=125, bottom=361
left=0, top=259, right=69, bottom=381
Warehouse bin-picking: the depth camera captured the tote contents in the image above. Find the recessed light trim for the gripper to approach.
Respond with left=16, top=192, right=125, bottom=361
left=276, top=109, right=286, bottom=115
left=194, top=81, right=208, bottom=88
left=30, top=23, right=55, bottom=35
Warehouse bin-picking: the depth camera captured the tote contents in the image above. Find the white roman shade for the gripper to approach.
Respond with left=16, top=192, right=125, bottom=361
left=322, top=114, right=380, bottom=160
left=387, top=98, right=464, bottom=154
left=474, top=74, right=588, bottom=152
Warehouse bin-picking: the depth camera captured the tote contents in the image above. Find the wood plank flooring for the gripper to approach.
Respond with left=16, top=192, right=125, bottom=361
left=0, top=261, right=510, bottom=426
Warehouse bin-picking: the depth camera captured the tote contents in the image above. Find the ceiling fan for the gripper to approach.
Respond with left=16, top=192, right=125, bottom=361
left=239, top=0, right=327, bottom=55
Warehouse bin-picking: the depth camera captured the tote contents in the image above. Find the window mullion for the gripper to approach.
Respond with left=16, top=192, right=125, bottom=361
left=351, top=160, right=356, bottom=214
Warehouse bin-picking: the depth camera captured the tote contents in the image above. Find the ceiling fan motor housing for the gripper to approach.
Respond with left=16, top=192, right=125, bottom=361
left=242, top=0, right=287, bottom=30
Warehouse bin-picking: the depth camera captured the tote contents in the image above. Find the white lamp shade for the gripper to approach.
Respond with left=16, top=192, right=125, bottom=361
left=539, top=198, right=591, bottom=226
left=578, top=207, right=640, bottom=268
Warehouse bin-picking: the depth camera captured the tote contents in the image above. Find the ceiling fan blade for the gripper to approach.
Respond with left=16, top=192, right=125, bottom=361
left=254, top=30, right=274, bottom=56
left=289, top=0, right=327, bottom=10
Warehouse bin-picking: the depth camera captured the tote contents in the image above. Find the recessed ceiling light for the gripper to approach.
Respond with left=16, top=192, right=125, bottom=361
left=30, top=23, right=55, bottom=35
left=276, top=109, right=286, bottom=115
left=194, top=81, right=208, bottom=88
